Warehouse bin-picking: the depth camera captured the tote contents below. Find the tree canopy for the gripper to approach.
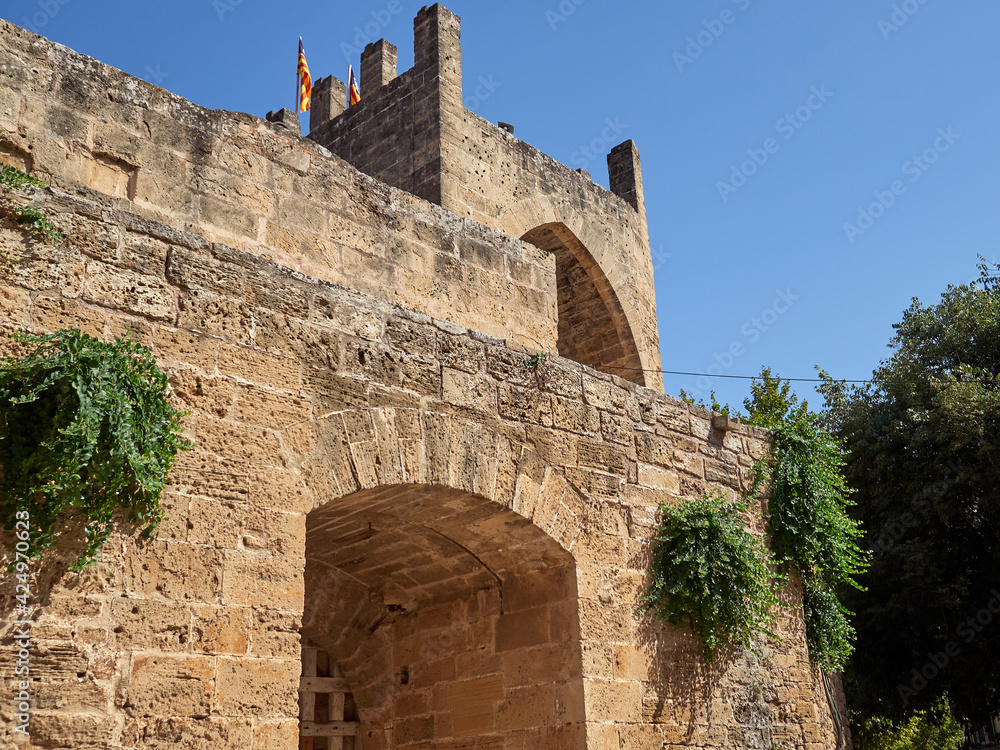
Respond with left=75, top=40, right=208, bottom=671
left=820, top=260, right=1000, bottom=723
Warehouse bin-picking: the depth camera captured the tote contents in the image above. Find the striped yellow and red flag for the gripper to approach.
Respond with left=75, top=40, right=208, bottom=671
left=348, top=64, right=361, bottom=107
left=297, top=38, right=312, bottom=112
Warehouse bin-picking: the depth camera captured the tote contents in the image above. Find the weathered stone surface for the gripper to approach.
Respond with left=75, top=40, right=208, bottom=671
left=126, top=655, right=215, bottom=717
left=0, top=8, right=844, bottom=750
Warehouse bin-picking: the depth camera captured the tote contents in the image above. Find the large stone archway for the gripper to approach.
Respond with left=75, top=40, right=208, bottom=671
left=495, top=195, right=661, bottom=391
left=296, top=407, right=593, bottom=749
left=521, top=222, right=643, bottom=385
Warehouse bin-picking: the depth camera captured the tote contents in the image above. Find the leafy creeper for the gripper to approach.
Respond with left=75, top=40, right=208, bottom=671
left=0, top=328, right=191, bottom=570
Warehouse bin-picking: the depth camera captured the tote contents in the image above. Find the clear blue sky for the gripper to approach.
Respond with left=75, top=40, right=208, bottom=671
left=5, top=0, right=999, bottom=410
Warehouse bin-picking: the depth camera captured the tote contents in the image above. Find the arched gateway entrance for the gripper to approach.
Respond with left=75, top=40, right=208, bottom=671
left=298, top=409, right=590, bottom=749
left=521, top=223, right=643, bottom=385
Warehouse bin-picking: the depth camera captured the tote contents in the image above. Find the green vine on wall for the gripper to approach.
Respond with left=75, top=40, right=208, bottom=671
left=646, top=370, right=867, bottom=670
left=0, top=165, right=63, bottom=242
left=641, top=492, right=780, bottom=662
left=523, top=351, right=550, bottom=388
left=745, top=373, right=867, bottom=672
left=0, top=329, right=191, bottom=570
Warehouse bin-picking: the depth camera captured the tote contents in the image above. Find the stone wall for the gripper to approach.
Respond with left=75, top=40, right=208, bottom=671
left=0, top=18, right=556, bottom=354
left=0, top=13, right=845, bottom=750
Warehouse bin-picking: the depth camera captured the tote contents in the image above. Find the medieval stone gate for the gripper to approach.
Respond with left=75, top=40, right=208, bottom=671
left=0, top=5, right=845, bottom=749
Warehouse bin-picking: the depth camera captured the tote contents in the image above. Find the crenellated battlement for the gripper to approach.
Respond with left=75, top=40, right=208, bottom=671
left=305, top=4, right=662, bottom=389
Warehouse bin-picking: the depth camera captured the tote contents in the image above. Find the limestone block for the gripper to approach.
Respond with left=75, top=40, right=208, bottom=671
left=635, top=433, right=674, bottom=467
left=231, top=384, right=310, bottom=429
left=109, top=598, right=191, bottom=651
left=63, top=214, right=123, bottom=264
left=494, top=684, right=559, bottom=732
left=583, top=377, right=628, bottom=415
left=126, top=654, right=215, bottom=717
left=8, top=242, right=84, bottom=296
left=0, top=86, right=20, bottom=130
left=218, top=343, right=301, bottom=391
left=24, top=710, right=118, bottom=747
left=637, top=464, right=680, bottom=493
left=122, top=717, right=254, bottom=750
left=191, top=605, right=251, bottom=655
left=0, top=283, right=30, bottom=328
left=582, top=679, right=643, bottom=723
left=214, top=657, right=299, bottom=717
left=250, top=609, right=301, bottom=659
left=125, top=541, right=223, bottom=603
left=401, top=355, right=442, bottom=396
left=393, top=715, right=435, bottom=744
left=550, top=396, right=600, bottom=436
left=20, top=99, right=89, bottom=143
left=168, top=369, right=235, bottom=418
left=495, top=607, right=549, bottom=653
left=248, top=465, right=313, bottom=515
left=657, top=401, right=692, bottom=434
left=251, top=720, right=298, bottom=749
left=705, top=457, right=740, bottom=487
left=166, top=246, right=246, bottom=296
left=601, top=411, right=634, bottom=445
left=177, top=289, right=255, bottom=347
left=498, top=382, right=551, bottom=425
left=577, top=440, right=629, bottom=476
left=29, top=293, right=106, bottom=338
left=217, top=141, right=272, bottom=184
left=442, top=367, right=496, bottom=413
left=190, top=415, right=285, bottom=468
left=187, top=501, right=304, bottom=557
left=437, top=330, right=485, bottom=374
left=152, top=326, right=219, bottom=371
left=220, top=551, right=304, bottom=611
left=167, top=452, right=249, bottom=503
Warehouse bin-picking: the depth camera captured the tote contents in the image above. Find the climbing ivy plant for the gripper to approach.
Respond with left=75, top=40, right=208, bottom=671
left=647, top=369, right=867, bottom=670
left=0, top=166, right=44, bottom=191
left=744, top=370, right=867, bottom=672
left=0, top=329, right=191, bottom=569
left=0, top=165, right=63, bottom=242
left=640, top=492, right=780, bottom=662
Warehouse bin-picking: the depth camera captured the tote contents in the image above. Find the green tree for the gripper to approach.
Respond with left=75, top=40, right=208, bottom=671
left=820, top=260, right=1000, bottom=724
left=743, top=367, right=808, bottom=429
left=854, top=696, right=964, bottom=750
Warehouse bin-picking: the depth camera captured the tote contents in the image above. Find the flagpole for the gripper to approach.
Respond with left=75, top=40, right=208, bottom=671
left=295, top=37, right=301, bottom=114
